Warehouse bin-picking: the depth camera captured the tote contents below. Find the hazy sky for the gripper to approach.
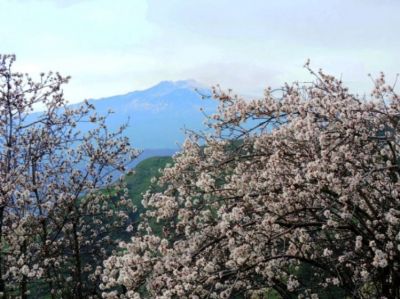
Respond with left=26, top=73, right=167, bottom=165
left=2, top=0, right=399, bottom=102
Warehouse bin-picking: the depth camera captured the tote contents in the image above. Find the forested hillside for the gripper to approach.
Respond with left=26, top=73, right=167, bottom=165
left=126, top=156, right=173, bottom=215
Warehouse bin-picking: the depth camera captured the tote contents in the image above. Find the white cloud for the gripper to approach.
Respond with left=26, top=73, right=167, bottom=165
left=14, top=0, right=94, bottom=7
left=1, top=0, right=399, bottom=102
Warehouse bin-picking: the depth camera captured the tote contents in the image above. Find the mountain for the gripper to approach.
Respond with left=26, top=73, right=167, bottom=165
left=86, top=80, right=216, bottom=150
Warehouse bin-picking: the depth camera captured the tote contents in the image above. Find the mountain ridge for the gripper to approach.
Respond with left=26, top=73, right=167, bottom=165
left=84, top=79, right=215, bottom=149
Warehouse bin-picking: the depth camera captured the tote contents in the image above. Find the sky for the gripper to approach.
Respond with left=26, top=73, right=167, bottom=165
left=1, top=0, right=399, bottom=103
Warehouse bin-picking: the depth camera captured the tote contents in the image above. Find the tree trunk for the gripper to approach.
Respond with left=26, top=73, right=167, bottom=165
left=20, top=240, right=28, bottom=299
left=20, top=277, right=27, bottom=299
left=0, top=206, right=5, bottom=297
left=73, top=222, right=83, bottom=299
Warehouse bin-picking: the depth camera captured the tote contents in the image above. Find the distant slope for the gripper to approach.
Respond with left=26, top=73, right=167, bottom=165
left=29, top=80, right=215, bottom=161
left=131, top=148, right=176, bottom=168
left=126, top=156, right=173, bottom=214
left=88, top=80, right=216, bottom=149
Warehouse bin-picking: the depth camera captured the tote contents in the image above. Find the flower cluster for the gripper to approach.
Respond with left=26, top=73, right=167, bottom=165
left=102, top=67, right=400, bottom=298
left=0, top=54, right=138, bottom=298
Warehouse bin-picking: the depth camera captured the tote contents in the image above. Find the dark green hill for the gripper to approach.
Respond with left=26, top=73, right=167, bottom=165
left=126, top=156, right=173, bottom=214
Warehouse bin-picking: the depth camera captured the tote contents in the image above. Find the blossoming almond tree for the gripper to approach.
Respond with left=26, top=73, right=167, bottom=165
left=0, top=54, right=138, bottom=298
left=28, top=115, right=137, bottom=299
left=101, top=67, right=400, bottom=298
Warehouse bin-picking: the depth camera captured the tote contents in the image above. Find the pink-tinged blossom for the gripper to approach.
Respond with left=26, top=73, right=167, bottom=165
left=0, top=55, right=138, bottom=298
left=101, top=67, right=400, bottom=298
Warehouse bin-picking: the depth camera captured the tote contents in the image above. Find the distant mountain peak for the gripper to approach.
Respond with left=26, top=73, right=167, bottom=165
left=144, top=79, right=207, bottom=95
left=71, top=79, right=216, bottom=149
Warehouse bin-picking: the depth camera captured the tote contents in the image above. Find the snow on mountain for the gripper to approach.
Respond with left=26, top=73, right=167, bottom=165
left=86, top=80, right=216, bottom=150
